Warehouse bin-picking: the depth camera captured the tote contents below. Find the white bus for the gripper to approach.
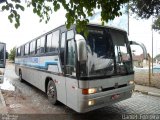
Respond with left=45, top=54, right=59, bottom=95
left=0, top=42, right=6, bottom=84
left=15, top=24, right=147, bottom=113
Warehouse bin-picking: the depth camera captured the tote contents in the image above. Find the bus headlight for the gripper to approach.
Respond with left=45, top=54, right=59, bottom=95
left=88, top=100, right=95, bottom=106
left=82, top=88, right=97, bottom=95
left=129, top=80, right=134, bottom=85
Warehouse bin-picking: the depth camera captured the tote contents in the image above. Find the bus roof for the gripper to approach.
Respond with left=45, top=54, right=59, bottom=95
left=0, top=42, right=5, bottom=44
left=17, top=23, right=127, bottom=48
left=87, top=23, right=127, bottom=33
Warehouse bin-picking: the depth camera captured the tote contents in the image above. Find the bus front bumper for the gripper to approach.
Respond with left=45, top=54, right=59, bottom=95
left=77, top=84, right=134, bottom=113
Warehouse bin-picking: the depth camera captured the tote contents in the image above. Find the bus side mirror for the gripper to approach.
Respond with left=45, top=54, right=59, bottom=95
left=129, top=41, right=147, bottom=60
left=75, top=34, right=87, bottom=62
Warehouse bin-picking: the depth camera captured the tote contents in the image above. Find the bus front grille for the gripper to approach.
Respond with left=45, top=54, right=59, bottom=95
left=102, top=84, right=127, bottom=92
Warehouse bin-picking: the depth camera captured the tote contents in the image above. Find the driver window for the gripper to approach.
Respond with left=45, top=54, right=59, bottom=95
left=66, top=30, right=76, bottom=76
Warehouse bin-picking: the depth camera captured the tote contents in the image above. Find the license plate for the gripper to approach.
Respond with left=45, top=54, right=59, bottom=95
left=111, top=94, right=120, bottom=100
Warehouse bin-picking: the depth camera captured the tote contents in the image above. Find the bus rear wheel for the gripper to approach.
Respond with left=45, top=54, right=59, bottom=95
left=47, top=80, right=58, bottom=105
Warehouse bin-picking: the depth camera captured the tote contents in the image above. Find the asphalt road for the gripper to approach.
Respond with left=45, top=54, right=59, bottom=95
left=1, top=63, right=160, bottom=120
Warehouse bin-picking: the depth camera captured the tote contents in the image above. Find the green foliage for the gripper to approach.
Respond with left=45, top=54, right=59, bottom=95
left=130, top=0, right=160, bottom=32
left=1, top=0, right=129, bottom=33
left=9, top=47, right=16, bottom=62
left=130, top=0, right=160, bottom=19
left=152, top=16, right=160, bottom=32
left=154, top=54, right=160, bottom=61
left=1, top=0, right=24, bottom=28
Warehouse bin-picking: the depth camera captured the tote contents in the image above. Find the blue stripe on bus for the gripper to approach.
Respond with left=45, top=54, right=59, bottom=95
left=16, top=61, right=58, bottom=70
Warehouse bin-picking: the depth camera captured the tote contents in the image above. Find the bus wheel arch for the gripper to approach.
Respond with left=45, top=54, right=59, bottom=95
left=19, top=69, right=23, bottom=82
left=45, top=77, right=58, bottom=105
left=45, top=77, right=51, bottom=93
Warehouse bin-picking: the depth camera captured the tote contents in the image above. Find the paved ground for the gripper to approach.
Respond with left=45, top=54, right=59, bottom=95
left=0, top=63, right=160, bottom=120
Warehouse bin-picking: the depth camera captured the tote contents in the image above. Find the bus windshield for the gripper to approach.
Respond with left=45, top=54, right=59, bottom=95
left=0, top=44, right=5, bottom=68
left=79, top=26, right=133, bottom=78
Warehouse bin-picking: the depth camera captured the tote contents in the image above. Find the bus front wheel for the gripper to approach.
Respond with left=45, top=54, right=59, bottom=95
left=47, top=80, right=58, bottom=105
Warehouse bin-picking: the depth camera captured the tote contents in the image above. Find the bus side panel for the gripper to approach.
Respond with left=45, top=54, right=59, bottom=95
left=66, top=77, right=79, bottom=111
left=15, top=61, right=67, bottom=105
left=24, top=67, right=67, bottom=105
left=50, top=74, right=67, bottom=105
left=14, top=55, right=61, bottom=89
left=22, top=66, right=33, bottom=84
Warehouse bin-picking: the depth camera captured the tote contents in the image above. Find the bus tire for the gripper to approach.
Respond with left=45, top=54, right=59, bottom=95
left=19, top=70, right=24, bottom=82
left=47, top=80, right=58, bottom=105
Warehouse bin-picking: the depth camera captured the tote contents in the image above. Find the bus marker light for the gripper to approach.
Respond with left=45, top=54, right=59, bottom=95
left=129, top=80, right=134, bottom=85
left=82, top=88, right=97, bottom=95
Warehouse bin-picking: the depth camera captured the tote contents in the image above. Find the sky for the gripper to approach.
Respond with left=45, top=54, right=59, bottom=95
left=0, top=5, right=66, bottom=51
left=129, top=17, right=160, bottom=57
left=0, top=4, right=160, bottom=57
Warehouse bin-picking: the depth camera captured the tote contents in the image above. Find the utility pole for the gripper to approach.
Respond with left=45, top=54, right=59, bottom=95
left=128, top=1, right=129, bottom=35
left=148, top=54, right=151, bottom=86
left=152, top=16, right=154, bottom=75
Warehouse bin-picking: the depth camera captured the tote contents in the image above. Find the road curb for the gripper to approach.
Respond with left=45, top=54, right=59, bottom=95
left=147, top=92, right=160, bottom=97
left=134, top=89, right=160, bottom=97
left=0, top=89, right=6, bottom=107
left=0, top=89, right=8, bottom=114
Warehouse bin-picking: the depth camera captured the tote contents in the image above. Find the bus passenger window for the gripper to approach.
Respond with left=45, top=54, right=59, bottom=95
left=40, top=36, right=45, bottom=53
left=52, top=30, right=59, bottom=53
left=16, top=47, right=21, bottom=56
left=46, top=30, right=59, bottom=53
left=36, top=36, right=45, bottom=54
left=21, top=46, right=24, bottom=56
left=60, top=33, right=65, bottom=66
left=24, top=43, right=29, bottom=55
left=30, top=41, right=36, bottom=55
left=67, top=30, right=74, bottom=40
left=46, top=33, right=52, bottom=52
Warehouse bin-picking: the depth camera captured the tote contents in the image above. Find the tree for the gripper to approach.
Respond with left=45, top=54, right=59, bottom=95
left=130, top=0, right=160, bottom=31
left=152, top=16, right=160, bottom=32
left=154, top=54, right=160, bottom=61
left=0, top=0, right=128, bottom=33
left=9, top=47, right=16, bottom=62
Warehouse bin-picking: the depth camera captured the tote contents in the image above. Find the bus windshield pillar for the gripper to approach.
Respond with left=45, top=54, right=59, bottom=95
left=129, top=41, right=147, bottom=60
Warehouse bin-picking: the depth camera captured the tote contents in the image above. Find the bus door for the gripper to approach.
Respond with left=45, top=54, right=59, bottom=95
left=64, top=30, right=78, bottom=110
left=0, top=42, right=6, bottom=83
left=56, top=32, right=67, bottom=104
